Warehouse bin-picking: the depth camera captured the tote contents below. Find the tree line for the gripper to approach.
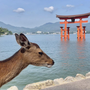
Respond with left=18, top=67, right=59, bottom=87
left=0, top=27, right=12, bottom=35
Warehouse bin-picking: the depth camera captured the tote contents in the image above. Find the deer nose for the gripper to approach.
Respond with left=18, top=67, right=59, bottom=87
left=52, top=60, right=54, bottom=65
left=48, top=59, right=54, bottom=65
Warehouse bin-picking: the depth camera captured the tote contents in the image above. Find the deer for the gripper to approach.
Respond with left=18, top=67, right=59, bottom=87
left=0, top=33, right=54, bottom=87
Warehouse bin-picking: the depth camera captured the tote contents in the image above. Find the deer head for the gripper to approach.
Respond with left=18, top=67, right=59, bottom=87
left=15, top=33, right=54, bottom=68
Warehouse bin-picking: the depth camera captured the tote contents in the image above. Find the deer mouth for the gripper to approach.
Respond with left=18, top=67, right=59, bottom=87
left=44, top=63, right=53, bottom=68
left=44, top=60, right=54, bottom=68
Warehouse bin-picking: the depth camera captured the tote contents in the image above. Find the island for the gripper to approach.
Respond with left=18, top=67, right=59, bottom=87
left=0, top=27, right=12, bottom=35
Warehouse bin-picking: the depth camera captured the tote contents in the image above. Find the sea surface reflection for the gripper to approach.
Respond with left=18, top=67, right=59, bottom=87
left=0, top=34, right=90, bottom=90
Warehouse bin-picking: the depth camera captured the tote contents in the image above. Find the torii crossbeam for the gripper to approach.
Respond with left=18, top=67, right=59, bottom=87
left=56, top=13, right=90, bottom=40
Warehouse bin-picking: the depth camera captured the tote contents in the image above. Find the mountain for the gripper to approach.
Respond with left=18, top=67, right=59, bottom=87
left=31, top=22, right=61, bottom=32
left=0, top=21, right=90, bottom=34
left=0, top=22, right=33, bottom=33
left=0, top=21, right=61, bottom=33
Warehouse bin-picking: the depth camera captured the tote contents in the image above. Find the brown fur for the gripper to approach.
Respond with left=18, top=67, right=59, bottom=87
left=0, top=33, right=54, bottom=87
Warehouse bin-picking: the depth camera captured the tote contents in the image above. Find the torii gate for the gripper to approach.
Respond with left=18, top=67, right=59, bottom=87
left=56, top=13, right=90, bottom=40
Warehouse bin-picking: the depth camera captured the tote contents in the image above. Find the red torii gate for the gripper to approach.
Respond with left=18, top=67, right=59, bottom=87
left=56, top=13, right=90, bottom=40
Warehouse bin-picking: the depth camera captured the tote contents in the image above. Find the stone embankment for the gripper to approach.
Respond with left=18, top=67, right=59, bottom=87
left=7, top=72, right=90, bottom=90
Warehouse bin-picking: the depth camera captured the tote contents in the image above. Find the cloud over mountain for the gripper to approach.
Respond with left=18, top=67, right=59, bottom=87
left=66, top=4, right=74, bottom=8
left=44, top=6, right=54, bottom=12
left=13, top=8, right=25, bottom=13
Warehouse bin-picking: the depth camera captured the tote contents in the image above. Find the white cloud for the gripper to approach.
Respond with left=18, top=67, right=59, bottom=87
left=13, top=8, right=25, bottom=13
left=66, top=5, right=74, bottom=8
left=44, top=6, right=54, bottom=12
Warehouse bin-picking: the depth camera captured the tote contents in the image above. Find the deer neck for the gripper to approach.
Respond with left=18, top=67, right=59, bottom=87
left=0, top=49, right=28, bottom=87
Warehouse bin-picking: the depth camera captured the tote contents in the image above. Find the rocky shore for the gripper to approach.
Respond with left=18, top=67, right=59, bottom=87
left=7, top=72, right=90, bottom=90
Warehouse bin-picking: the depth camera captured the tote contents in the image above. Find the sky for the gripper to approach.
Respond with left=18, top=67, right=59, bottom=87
left=0, top=0, right=90, bottom=28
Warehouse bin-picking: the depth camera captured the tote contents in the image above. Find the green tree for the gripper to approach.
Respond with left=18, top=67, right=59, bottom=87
left=0, top=27, right=12, bottom=35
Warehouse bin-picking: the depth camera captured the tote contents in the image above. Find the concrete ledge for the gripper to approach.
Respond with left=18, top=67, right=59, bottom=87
left=23, top=80, right=53, bottom=90
left=7, top=72, right=90, bottom=90
left=7, top=86, right=18, bottom=90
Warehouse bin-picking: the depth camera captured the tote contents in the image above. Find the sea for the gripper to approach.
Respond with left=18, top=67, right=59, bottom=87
left=0, top=34, right=90, bottom=90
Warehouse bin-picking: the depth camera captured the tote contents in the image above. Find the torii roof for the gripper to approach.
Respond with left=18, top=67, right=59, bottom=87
left=56, top=12, right=90, bottom=19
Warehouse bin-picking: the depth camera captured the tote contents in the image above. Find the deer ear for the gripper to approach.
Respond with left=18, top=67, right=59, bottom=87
left=15, top=33, right=20, bottom=45
left=15, top=33, right=30, bottom=49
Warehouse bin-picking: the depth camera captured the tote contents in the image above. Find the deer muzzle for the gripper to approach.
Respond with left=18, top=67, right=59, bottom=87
left=44, top=60, right=54, bottom=68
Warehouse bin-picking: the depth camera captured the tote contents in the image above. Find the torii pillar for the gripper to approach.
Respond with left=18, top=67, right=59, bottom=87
left=56, top=13, right=90, bottom=40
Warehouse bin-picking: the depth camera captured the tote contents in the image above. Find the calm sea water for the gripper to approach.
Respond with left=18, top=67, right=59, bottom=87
left=0, top=34, right=90, bottom=90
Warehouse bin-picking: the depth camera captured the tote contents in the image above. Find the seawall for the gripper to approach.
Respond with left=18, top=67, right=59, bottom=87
left=7, top=72, right=90, bottom=90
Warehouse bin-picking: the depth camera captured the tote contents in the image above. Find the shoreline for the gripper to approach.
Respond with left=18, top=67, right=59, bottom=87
left=7, top=72, right=90, bottom=90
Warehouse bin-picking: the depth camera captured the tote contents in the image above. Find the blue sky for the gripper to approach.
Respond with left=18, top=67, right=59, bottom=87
left=0, top=0, right=90, bottom=28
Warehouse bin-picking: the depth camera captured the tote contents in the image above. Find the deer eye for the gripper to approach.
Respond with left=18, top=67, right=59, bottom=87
left=39, top=52, right=43, bottom=55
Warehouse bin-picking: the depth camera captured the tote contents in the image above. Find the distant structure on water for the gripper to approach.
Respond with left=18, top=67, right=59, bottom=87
left=56, top=12, right=90, bottom=40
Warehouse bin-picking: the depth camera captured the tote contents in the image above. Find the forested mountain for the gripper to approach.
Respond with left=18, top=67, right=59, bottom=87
left=0, top=27, right=12, bottom=35
left=0, top=21, right=90, bottom=34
